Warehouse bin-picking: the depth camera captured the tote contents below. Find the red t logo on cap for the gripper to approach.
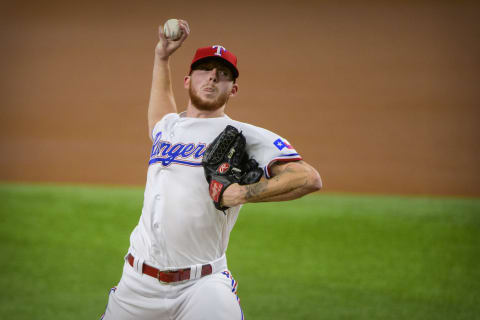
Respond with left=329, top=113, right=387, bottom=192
left=212, top=45, right=226, bottom=56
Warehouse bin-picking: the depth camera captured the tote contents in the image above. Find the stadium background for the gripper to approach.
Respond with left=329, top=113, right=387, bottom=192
left=1, top=1, right=479, bottom=196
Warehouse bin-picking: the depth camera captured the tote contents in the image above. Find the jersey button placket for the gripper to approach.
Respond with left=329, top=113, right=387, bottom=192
left=153, top=193, right=162, bottom=228
left=152, top=190, right=165, bottom=261
left=170, top=121, right=179, bottom=139
left=153, top=168, right=166, bottom=231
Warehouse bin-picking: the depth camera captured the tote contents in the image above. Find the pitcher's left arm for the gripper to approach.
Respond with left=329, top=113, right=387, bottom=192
left=221, top=160, right=322, bottom=206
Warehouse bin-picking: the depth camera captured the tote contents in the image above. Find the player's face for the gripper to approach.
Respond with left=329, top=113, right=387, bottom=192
left=185, top=60, right=238, bottom=111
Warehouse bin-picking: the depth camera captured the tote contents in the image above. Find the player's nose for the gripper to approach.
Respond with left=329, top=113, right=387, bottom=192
left=208, top=68, right=218, bottom=82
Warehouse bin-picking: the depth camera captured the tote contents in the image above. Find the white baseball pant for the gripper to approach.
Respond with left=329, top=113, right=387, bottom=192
left=100, top=258, right=244, bottom=320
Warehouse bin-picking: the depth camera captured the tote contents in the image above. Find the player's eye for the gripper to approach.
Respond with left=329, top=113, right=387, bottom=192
left=218, top=69, right=231, bottom=78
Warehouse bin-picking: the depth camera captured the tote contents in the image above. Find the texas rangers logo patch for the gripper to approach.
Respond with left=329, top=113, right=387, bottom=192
left=273, top=138, right=294, bottom=151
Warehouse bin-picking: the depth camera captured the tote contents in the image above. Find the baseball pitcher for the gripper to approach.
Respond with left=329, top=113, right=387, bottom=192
left=100, top=19, right=322, bottom=320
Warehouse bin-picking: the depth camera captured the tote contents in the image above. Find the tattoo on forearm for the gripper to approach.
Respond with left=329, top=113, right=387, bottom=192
left=245, top=181, right=268, bottom=200
left=244, top=163, right=312, bottom=202
left=245, top=166, right=298, bottom=201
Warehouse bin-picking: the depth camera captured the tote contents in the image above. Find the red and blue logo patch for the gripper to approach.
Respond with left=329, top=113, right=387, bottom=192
left=273, top=138, right=293, bottom=151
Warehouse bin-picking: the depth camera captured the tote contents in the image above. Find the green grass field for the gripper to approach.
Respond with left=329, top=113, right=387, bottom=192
left=0, top=183, right=479, bottom=320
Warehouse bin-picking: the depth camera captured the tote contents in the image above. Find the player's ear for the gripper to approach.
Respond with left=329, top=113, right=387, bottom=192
left=184, top=76, right=191, bottom=89
left=230, top=83, right=238, bottom=97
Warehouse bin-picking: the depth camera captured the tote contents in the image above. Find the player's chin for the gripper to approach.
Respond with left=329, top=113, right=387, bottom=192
left=202, top=93, right=225, bottom=104
left=190, top=88, right=229, bottom=111
left=195, top=101, right=223, bottom=111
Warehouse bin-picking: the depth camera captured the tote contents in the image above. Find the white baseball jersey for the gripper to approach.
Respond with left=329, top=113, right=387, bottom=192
left=128, top=112, right=302, bottom=269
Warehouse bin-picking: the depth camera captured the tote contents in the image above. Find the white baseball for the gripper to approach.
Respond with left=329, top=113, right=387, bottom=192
left=163, top=19, right=182, bottom=41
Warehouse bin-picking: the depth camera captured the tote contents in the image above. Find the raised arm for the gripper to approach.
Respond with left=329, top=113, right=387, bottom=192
left=221, top=160, right=322, bottom=207
left=147, top=20, right=190, bottom=140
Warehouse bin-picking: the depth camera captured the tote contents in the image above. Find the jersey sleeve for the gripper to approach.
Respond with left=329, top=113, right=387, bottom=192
left=241, top=125, right=303, bottom=179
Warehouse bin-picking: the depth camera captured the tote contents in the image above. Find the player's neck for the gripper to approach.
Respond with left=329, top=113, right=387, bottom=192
left=185, top=103, right=226, bottom=118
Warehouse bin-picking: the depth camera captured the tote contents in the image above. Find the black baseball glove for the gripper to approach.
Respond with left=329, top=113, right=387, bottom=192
left=202, top=125, right=263, bottom=211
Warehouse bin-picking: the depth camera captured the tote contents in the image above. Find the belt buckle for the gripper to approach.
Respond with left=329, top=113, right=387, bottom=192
left=157, top=269, right=174, bottom=284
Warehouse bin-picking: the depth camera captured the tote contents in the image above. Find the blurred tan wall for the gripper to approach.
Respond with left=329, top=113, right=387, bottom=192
left=1, top=1, right=479, bottom=196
